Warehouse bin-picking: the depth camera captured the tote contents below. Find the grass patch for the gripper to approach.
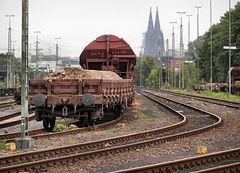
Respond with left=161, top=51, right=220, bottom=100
left=0, top=140, right=7, bottom=150
left=136, top=112, right=157, bottom=122
left=171, top=89, right=240, bottom=101
left=53, top=123, right=78, bottom=132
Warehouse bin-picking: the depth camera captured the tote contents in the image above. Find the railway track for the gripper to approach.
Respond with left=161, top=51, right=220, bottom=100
left=113, top=147, right=240, bottom=173
left=0, top=100, right=16, bottom=109
left=0, top=96, right=13, bottom=101
left=0, top=112, right=35, bottom=129
left=156, top=88, right=240, bottom=109
left=0, top=89, right=222, bottom=172
left=0, top=112, right=123, bottom=141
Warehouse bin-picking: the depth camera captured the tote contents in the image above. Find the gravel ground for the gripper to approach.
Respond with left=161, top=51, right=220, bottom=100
left=34, top=92, right=180, bottom=150
left=1, top=91, right=239, bottom=173
left=0, top=92, right=180, bottom=156
left=45, top=91, right=240, bottom=173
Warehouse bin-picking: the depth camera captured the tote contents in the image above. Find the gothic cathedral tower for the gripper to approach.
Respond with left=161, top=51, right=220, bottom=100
left=144, top=7, right=164, bottom=58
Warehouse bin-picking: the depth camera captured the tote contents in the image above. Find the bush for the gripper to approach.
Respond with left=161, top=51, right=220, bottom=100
left=54, top=123, right=67, bottom=132
left=54, top=123, right=78, bottom=132
left=68, top=124, right=78, bottom=130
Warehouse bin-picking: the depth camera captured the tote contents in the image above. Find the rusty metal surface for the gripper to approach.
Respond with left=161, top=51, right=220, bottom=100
left=79, top=34, right=136, bottom=79
left=29, top=79, right=134, bottom=108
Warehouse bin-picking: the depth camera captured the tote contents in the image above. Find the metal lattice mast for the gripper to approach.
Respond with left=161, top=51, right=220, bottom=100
left=55, top=37, right=61, bottom=67
left=170, top=22, right=177, bottom=88
left=170, top=22, right=177, bottom=57
left=5, top=15, right=14, bottom=88
left=34, top=31, right=41, bottom=79
left=177, top=11, right=186, bottom=88
left=166, top=39, right=169, bottom=85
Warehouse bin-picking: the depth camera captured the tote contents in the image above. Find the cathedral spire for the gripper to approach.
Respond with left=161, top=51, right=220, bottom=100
left=154, top=6, right=161, bottom=33
left=154, top=6, right=164, bottom=57
left=147, top=7, right=153, bottom=32
left=144, top=7, right=164, bottom=58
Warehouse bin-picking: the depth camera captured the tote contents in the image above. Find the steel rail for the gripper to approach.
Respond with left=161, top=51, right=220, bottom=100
left=0, top=90, right=222, bottom=172
left=0, top=113, right=35, bottom=129
left=113, top=148, right=240, bottom=173
left=0, top=100, right=186, bottom=168
left=0, top=100, right=16, bottom=109
left=0, top=111, right=21, bottom=122
left=157, top=88, right=240, bottom=109
left=0, top=113, right=123, bottom=141
left=192, top=162, right=240, bottom=173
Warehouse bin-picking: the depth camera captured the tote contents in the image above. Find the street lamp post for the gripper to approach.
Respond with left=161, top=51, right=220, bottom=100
left=195, top=6, right=202, bottom=83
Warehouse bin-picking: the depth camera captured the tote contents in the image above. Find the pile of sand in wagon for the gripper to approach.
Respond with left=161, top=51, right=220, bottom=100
left=45, top=67, right=122, bottom=80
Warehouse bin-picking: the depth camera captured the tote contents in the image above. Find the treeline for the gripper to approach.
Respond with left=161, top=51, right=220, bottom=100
left=197, top=1, right=240, bottom=83
left=134, top=55, right=198, bottom=88
left=135, top=2, right=240, bottom=88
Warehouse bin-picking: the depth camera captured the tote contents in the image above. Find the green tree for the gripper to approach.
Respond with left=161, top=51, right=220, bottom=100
left=196, top=2, right=240, bottom=83
left=145, top=67, right=159, bottom=87
left=134, top=55, right=156, bottom=86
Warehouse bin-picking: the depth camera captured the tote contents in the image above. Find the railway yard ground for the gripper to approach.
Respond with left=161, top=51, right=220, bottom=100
left=0, top=89, right=240, bottom=172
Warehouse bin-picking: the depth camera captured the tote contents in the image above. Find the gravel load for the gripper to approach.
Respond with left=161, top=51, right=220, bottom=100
left=45, top=67, right=122, bottom=80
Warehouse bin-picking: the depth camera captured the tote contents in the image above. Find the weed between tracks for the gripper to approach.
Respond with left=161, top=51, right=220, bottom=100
left=137, top=112, right=160, bottom=122
left=54, top=123, right=78, bottom=132
left=172, top=89, right=240, bottom=101
left=0, top=140, right=7, bottom=150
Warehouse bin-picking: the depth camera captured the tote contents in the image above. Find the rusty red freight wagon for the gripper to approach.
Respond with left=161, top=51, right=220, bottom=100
left=80, top=34, right=136, bottom=79
left=29, top=34, right=136, bottom=131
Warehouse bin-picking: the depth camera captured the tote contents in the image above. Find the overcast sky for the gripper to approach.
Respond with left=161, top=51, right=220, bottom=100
left=0, top=0, right=239, bottom=58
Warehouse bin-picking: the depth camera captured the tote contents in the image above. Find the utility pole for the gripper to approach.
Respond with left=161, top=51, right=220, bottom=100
left=158, top=56, right=162, bottom=90
left=140, top=32, right=145, bottom=87
left=195, top=6, right=202, bottom=83
left=186, top=14, right=192, bottom=49
left=55, top=37, right=61, bottom=67
left=16, top=0, right=34, bottom=149
left=140, top=46, right=143, bottom=87
left=228, top=0, right=232, bottom=94
left=5, top=14, right=14, bottom=88
left=177, top=11, right=186, bottom=89
left=210, top=0, right=213, bottom=91
left=34, top=31, right=41, bottom=79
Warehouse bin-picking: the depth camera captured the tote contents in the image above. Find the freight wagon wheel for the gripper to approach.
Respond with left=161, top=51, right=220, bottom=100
left=43, top=117, right=56, bottom=131
left=114, top=105, right=121, bottom=118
